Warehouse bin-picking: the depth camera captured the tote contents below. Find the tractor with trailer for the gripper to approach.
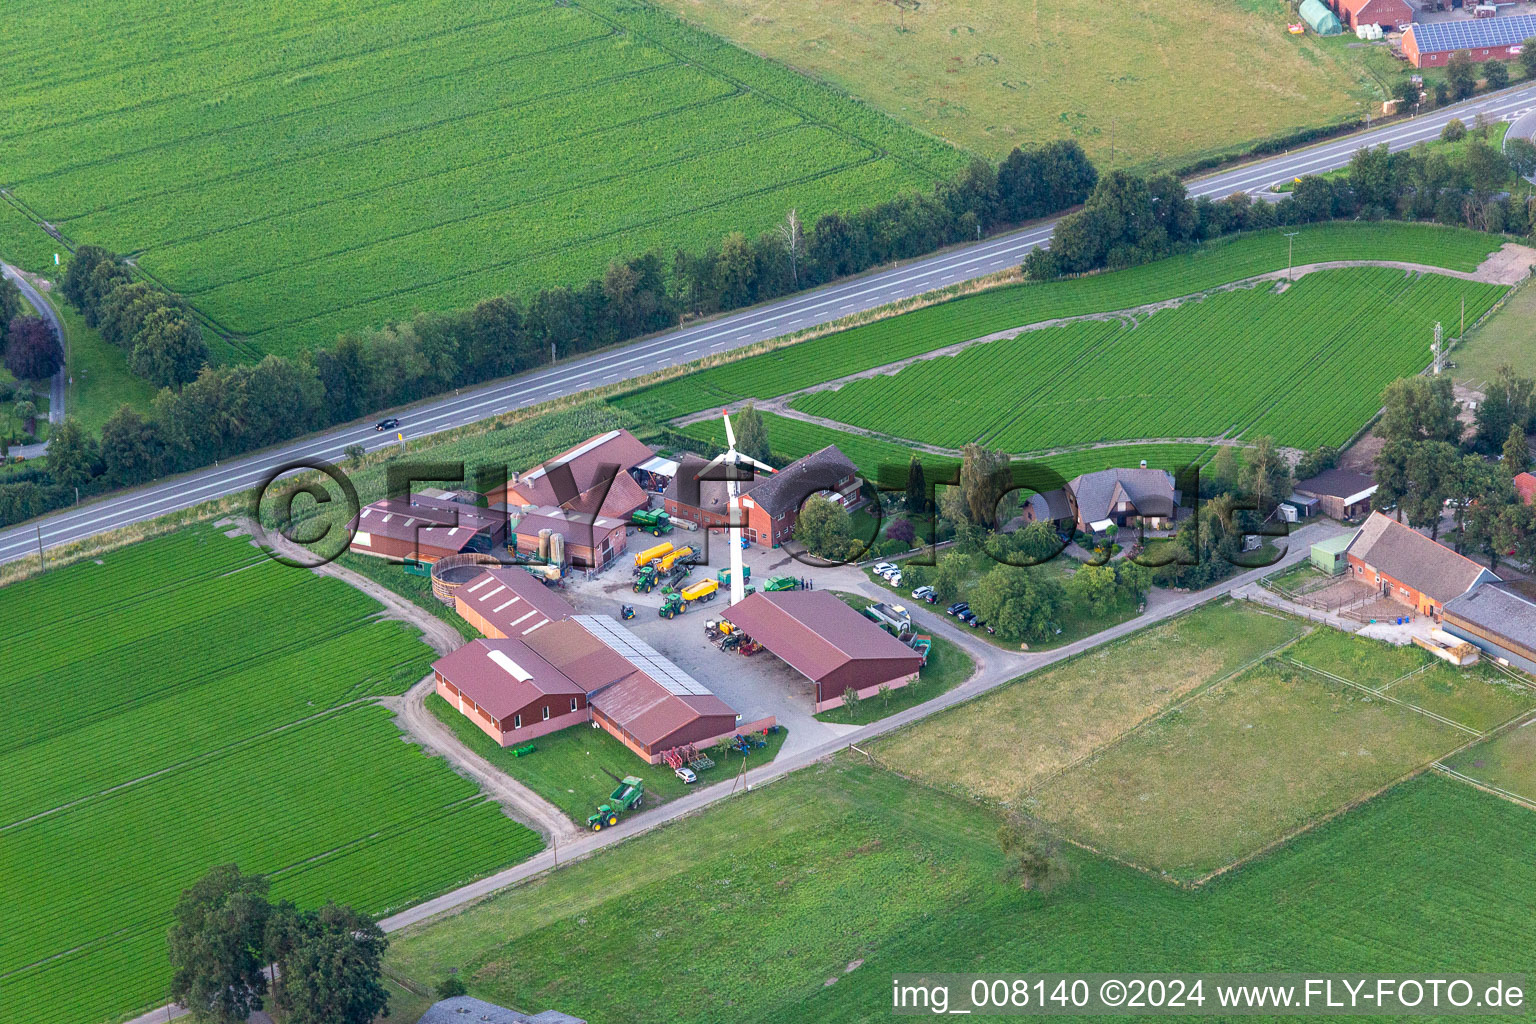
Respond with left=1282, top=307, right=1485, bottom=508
left=659, top=546, right=695, bottom=572
left=658, top=578, right=719, bottom=618
left=631, top=509, right=673, bottom=536
left=586, top=775, right=645, bottom=831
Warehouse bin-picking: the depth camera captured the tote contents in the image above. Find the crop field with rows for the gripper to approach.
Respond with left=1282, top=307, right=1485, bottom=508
left=613, top=222, right=1503, bottom=425
left=0, top=527, right=540, bottom=1024
left=790, top=268, right=1505, bottom=452
left=0, top=0, right=962, bottom=357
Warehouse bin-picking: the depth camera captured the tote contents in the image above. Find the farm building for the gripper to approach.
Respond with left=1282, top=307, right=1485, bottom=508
left=664, top=444, right=861, bottom=546
left=1443, top=582, right=1536, bottom=675
left=432, top=638, right=589, bottom=746
left=1310, top=533, right=1354, bottom=575
left=722, top=590, right=924, bottom=712
left=419, top=997, right=586, bottom=1024
left=348, top=493, right=508, bottom=563
left=1024, top=487, right=1075, bottom=530
left=508, top=505, right=628, bottom=570
left=1066, top=467, right=1179, bottom=534
left=1333, top=0, right=1411, bottom=31
left=1403, top=13, right=1536, bottom=67
left=494, top=428, right=655, bottom=521
left=528, top=616, right=748, bottom=762
left=1514, top=471, right=1536, bottom=505
left=1293, top=468, right=1377, bottom=520
left=1345, top=511, right=1499, bottom=619
left=453, top=566, right=575, bottom=640
left=1299, top=0, right=1344, bottom=33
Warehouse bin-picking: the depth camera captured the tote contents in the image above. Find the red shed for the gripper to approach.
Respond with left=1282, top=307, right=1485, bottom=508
left=432, top=638, right=588, bottom=746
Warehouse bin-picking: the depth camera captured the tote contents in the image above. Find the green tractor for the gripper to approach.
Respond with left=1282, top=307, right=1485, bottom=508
left=658, top=589, right=684, bottom=619
left=586, top=775, right=645, bottom=831
left=633, top=565, right=658, bottom=593
left=632, top=509, right=673, bottom=537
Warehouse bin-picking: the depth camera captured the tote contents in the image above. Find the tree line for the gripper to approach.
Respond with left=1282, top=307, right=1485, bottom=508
left=1025, top=120, right=1535, bottom=280
left=0, top=140, right=1097, bottom=528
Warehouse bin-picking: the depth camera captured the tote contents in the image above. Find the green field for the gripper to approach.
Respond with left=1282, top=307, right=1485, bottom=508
left=426, top=692, right=786, bottom=827
left=615, top=223, right=1504, bottom=426
left=0, top=0, right=963, bottom=357
left=1454, top=280, right=1536, bottom=385
left=874, top=602, right=1307, bottom=803
left=384, top=759, right=1536, bottom=1023
left=791, top=268, right=1505, bottom=452
left=1029, top=658, right=1469, bottom=880
left=50, top=292, right=159, bottom=434
left=0, top=527, right=541, bottom=1024
left=645, top=0, right=1382, bottom=171
left=1443, top=718, right=1536, bottom=804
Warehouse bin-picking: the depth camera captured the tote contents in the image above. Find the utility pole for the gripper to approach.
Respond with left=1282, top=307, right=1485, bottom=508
left=1460, top=296, right=1465, bottom=338
left=36, top=524, right=44, bottom=569
left=551, top=341, right=556, bottom=365
left=1283, top=231, right=1300, bottom=282
left=1431, top=321, right=1444, bottom=375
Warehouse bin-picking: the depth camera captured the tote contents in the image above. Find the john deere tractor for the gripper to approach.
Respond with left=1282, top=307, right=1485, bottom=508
left=586, top=776, right=645, bottom=831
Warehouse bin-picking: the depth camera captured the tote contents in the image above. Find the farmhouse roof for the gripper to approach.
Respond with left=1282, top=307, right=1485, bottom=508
left=1067, top=468, right=1177, bottom=524
left=1337, top=0, right=1412, bottom=25
left=664, top=454, right=759, bottom=516
left=1514, top=472, right=1536, bottom=506
left=1407, top=12, right=1536, bottom=53
left=456, top=566, right=574, bottom=636
left=352, top=494, right=503, bottom=551
left=1445, top=582, right=1536, bottom=649
left=721, top=590, right=923, bottom=684
left=1295, top=468, right=1377, bottom=502
left=431, top=639, right=585, bottom=721
left=512, top=505, right=626, bottom=542
left=744, top=445, right=858, bottom=516
left=1345, top=511, right=1498, bottom=603
left=507, top=428, right=654, bottom=513
left=1028, top=487, right=1074, bottom=523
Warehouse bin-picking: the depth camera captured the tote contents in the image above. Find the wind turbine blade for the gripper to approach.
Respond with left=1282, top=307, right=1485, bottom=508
left=721, top=409, right=737, bottom=452
left=740, top=455, right=776, bottom=474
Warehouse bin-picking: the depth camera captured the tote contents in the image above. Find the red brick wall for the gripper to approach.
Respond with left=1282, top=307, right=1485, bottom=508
left=435, top=675, right=588, bottom=746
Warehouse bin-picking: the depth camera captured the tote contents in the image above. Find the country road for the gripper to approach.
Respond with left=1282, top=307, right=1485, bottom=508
left=5, top=83, right=1536, bottom=568
left=2, top=262, right=65, bottom=457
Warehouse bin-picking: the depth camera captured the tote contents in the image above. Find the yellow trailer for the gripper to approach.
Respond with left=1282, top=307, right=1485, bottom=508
left=658, top=546, right=695, bottom=572
left=634, top=541, right=674, bottom=568
left=680, top=578, right=718, bottom=603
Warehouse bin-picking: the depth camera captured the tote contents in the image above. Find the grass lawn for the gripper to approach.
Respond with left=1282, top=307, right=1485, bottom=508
left=873, top=601, right=1306, bottom=803
left=1455, top=279, right=1536, bottom=385
left=383, top=760, right=1536, bottom=1024
left=1265, top=560, right=1330, bottom=593
left=1383, top=662, right=1536, bottom=734
left=1285, top=628, right=1433, bottom=689
left=1441, top=716, right=1536, bottom=804
left=815, top=591, right=975, bottom=726
left=1029, top=658, right=1470, bottom=880
left=52, top=292, right=158, bottom=434
left=426, top=693, right=786, bottom=828
left=646, top=0, right=1377, bottom=171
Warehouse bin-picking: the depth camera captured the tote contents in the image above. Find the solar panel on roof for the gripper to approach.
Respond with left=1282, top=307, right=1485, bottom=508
left=1411, top=12, right=1536, bottom=51
left=573, top=614, right=715, bottom=696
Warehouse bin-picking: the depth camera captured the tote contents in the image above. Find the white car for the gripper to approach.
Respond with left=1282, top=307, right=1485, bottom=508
left=872, top=562, right=897, bottom=576
left=675, top=767, right=697, bottom=784
left=912, top=585, right=935, bottom=600
left=887, top=572, right=902, bottom=587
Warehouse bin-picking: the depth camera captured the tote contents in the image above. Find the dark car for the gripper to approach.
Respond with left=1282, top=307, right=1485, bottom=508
left=946, top=602, right=969, bottom=617
left=375, top=417, right=400, bottom=431
left=960, top=611, right=978, bottom=626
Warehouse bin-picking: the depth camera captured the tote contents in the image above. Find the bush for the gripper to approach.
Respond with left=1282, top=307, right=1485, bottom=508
left=437, top=976, right=467, bottom=999
left=1441, top=118, right=1467, bottom=142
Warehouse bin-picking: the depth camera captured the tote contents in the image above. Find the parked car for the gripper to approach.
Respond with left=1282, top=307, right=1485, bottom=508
left=674, top=767, right=697, bottom=784
left=375, top=417, right=400, bottom=431
left=911, top=585, right=935, bottom=601
left=886, top=572, right=902, bottom=587
left=872, top=562, right=897, bottom=575
left=946, top=602, right=969, bottom=617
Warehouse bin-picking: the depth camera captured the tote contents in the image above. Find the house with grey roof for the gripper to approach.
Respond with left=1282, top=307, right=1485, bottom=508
left=1065, top=467, right=1178, bottom=535
left=1443, top=583, right=1536, bottom=676
left=418, top=996, right=586, bottom=1024
left=1344, top=511, right=1499, bottom=620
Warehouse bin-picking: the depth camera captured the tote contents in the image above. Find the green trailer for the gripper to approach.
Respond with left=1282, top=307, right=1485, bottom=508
left=632, top=509, right=673, bottom=536
left=716, top=566, right=751, bottom=586
left=586, top=775, right=645, bottom=831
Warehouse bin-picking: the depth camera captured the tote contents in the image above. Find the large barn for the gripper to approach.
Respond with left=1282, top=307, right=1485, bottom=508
left=453, top=565, right=575, bottom=640
left=1403, top=13, right=1536, bottom=67
left=348, top=493, right=508, bottom=563
left=722, top=591, right=924, bottom=712
left=494, top=428, right=655, bottom=521
left=1345, top=512, right=1499, bottom=619
left=432, top=638, right=589, bottom=746
left=664, top=444, right=860, bottom=547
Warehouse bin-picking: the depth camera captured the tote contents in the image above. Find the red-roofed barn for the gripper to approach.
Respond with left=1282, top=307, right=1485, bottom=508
left=432, top=638, right=589, bottom=746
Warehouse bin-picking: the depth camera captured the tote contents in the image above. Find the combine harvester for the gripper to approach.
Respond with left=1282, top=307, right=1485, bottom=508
left=632, top=509, right=673, bottom=536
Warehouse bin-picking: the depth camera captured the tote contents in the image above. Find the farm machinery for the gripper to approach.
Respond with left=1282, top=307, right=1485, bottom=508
left=704, top=619, right=760, bottom=653
left=763, top=575, right=800, bottom=592
left=658, top=578, right=718, bottom=618
left=586, top=775, right=645, bottom=831
left=634, top=540, right=674, bottom=570
left=631, top=509, right=673, bottom=536
left=661, top=743, right=715, bottom=774
left=716, top=566, right=751, bottom=587
left=637, top=556, right=696, bottom=594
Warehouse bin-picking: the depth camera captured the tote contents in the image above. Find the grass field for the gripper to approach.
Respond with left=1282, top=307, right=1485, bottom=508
left=646, top=0, right=1381, bottom=171
left=873, top=601, right=1306, bottom=803
left=0, top=0, right=964, bottom=357
left=615, top=223, right=1504, bottom=426
left=426, top=692, right=786, bottom=827
left=383, top=759, right=1536, bottom=1023
left=52, top=292, right=159, bottom=434
left=1442, top=718, right=1536, bottom=805
left=791, top=268, right=1506, bottom=452
left=1029, top=658, right=1469, bottom=880
left=0, top=527, right=541, bottom=1024
left=1454, top=280, right=1536, bottom=385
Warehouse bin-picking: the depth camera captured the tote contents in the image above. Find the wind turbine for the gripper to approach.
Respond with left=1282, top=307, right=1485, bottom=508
left=714, top=408, right=774, bottom=605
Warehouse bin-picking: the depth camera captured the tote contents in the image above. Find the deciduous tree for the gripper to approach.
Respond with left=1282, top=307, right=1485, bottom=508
left=4, top=315, right=62, bottom=381
left=167, top=865, right=273, bottom=1024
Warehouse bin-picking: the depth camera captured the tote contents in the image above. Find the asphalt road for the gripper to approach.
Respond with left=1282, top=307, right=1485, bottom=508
left=4, top=84, right=1536, bottom=567
left=2, top=263, right=65, bottom=458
